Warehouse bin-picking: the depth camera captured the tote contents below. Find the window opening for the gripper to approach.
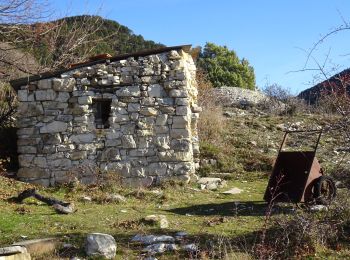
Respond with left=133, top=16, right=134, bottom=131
left=93, top=99, right=112, bottom=129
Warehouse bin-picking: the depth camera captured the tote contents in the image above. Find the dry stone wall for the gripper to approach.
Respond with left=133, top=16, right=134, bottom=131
left=16, top=49, right=200, bottom=187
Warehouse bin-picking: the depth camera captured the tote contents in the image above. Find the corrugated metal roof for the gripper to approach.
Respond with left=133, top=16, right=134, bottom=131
left=10, top=44, right=192, bottom=90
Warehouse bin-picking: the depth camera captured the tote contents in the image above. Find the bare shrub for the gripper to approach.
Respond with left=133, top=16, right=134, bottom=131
left=253, top=190, right=350, bottom=259
left=318, top=83, right=350, bottom=145
left=259, top=83, right=307, bottom=115
left=197, top=71, right=226, bottom=144
left=0, top=82, right=16, bottom=127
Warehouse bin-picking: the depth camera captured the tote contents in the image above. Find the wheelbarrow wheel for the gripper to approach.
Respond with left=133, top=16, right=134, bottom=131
left=314, top=176, right=336, bottom=205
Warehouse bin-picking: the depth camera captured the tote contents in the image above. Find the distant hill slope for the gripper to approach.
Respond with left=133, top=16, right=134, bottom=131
left=0, top=15, right=164, bottom=78
left=298, top=68, right=350, bottom=104
left=61, top=15, right=164, bottom=55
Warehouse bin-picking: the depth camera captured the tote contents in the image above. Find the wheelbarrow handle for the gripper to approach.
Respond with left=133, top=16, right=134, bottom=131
left=279, top=129, right=323, bottom=153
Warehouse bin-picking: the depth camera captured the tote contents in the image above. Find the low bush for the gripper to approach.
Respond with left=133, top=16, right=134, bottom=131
left=197, top=71, right=227, bottom=144
left=259, top=83, right=308, bottom=116
left=254, top=191, right=350, bottom=259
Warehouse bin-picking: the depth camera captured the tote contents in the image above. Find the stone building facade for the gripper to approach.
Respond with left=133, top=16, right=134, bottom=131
left=11, top=45, right=200, bottom=187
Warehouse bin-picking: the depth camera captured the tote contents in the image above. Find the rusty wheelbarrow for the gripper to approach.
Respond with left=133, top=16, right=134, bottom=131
left=264, top=130, right=336, bottom=205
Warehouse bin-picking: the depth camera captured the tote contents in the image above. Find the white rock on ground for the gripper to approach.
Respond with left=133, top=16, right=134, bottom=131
left=143, top=215, right=169, bottom=229
left=52, top=203, right=74, bottom=214
left=0, top=246, right=28, bottom=255
left=197, top=177, right=227, bottom=190
left=143, top=243, right=177, bottom=255
left=221, top=187, right=243, bottom=195
left=309, top=205, right=328, bottom=212
left=182, top=243, right=198, bottom=252
left=80, top=196, right=92, bottom=202
left=131, top=234, right=175, bottom=245
left=105, top=194, right=126, bottom=203
left=84, top=233, right=117, bottom=259
left=144, top=257, right=158, bottom=260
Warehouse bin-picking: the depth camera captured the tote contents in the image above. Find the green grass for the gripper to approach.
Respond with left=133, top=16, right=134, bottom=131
left=0, top=173, right=269, bottom=259
left=0, top=111, right=349, bottom=259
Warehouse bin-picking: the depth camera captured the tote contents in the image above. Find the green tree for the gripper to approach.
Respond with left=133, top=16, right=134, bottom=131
left=197, top=42, right=256, bottom=89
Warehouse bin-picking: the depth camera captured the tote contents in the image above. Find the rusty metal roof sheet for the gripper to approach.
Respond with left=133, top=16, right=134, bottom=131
left=9, top=44, right=192, bottom=90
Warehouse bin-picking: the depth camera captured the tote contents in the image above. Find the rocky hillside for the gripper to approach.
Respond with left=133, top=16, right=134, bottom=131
left=298, top=68, right=350, bottom=104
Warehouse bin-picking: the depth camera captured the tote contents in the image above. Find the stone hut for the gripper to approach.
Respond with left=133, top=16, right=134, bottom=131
left=10, top=45, right=200, bottom=187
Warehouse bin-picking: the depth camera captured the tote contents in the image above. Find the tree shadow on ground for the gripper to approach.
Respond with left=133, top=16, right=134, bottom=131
left=168, top=201, right=294, bottom=217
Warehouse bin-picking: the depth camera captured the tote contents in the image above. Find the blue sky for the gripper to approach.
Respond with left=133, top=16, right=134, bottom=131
left=51, top=0, right=350, bottom=93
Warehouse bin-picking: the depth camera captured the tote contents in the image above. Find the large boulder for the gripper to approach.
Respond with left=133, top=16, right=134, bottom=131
left=84, top=233, right=117, bottom=259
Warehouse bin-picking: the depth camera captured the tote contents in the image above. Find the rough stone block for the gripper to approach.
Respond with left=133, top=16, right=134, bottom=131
left=55, top=92, right=70, bottom=102
left=170, top=129, right=190, bottom=139
left=121, top=135, right=137, bottom=148
left=71, top=151, right=87, bottom=160
left=110, top=114, right=129, bottom=123
left=127, top=103, right=140, bottom=112
left=18, top=146, right=37, bottom=154
left=176, top=106, right=191, bottom=116
left=154, top=136, right=170, bottom=150
left=33, top=157, right=47, bottom=168
left=148, top=162, right=168, bottom=176
left=37, top=79, right=52, bottom=89
left=13, top=238, right=59, bottom=256
left=40, top=121, right=68, bottom=134
left=148, top=84, right=166, bottom=97
left=78, top=96, right=93, bottom=104
left=140, top=107, right=158, bottom=116
left=84, top=233, right=116, bottom=259
left=99, top=148, right=121, bottom=161
left=172, top=116, right=189, bottom=128
left=35, top=89, right=56, bottom=101
left=155, top=114, right=168, bottom=126
left=17, top=138, right=40, bottom=146
left=106, top=131, right=121, bottom=140
left=115, top=86, right=140, bottom=97
left=169, top=89, right=188, bottom=98
left=155, top=126, right=169, bottom=134
left=49, top=159, right=72, bottom=169
left=69, top=133, right=95, bottom=143
left=18, top=102, right=43, bottom=116
left=17, top=90, right=28, bottom=101
left=17, top=167, right=49, bottom=179
left=18, top=155, right=34, bottom=167
left=52, top=78, right=75, bottom=92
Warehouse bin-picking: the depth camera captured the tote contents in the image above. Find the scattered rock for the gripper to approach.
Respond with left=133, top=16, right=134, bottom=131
left=182, top=243, right=198, bottom=252
left=175, top=231, right=187, bottom=241
left=197, top=177, right=227, bottom=190
left=309, top=205, right=328, bottom=212
left=213, top=87, right=266, bottom=107
left=0, top=252, right=31, bottom=260
left=131, top=234, right=175, bottom=245
left=221, top=187, right=243, bottom=195
left=249, top=141, right=257, bottom=146
left=0, top=246, right=27, bottom=255
left=150, top=190, right=163, bottom=196
left=84, top=233, right=117, bottom=259
left=143, top=243, right=177, bottom=255
left=187, top=187, right=200, bottom=192
left=52, top=203, right=74, bottom=214
left=223, top=111, right=235, bottom=118
left=143, top=215, right=169, bottom=229
left=143, top=243, right=165, bottom=254
left=335, top=181, right=344, bottom=188
left=80, top=196, right=92, bottom=202
left=13, top=238, right=59, bottom=255
left=105, top=194, right=126, bottom=203
left=144, top=257, right=158, bottom=260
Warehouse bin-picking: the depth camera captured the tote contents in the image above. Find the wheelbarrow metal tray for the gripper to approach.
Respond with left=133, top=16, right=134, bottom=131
left=264, top=151, right=322, bottom=203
